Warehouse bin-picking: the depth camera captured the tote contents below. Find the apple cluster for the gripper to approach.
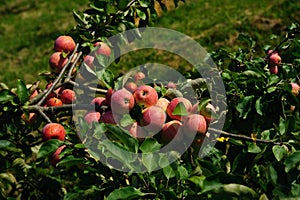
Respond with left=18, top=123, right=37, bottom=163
left=267, top=50, right=282, bottom=75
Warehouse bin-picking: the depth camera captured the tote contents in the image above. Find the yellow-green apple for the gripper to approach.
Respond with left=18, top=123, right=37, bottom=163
left=61, top=89, right=76, bottom=104
left=134, top=85, right=158, bottom=108
left=49, top=145, right=66, bottom=166
left=160, top=120, right=182, bottom=144
left=84, top=111, right=101, bottom=124
left=46, top=97, right=63, bottom=107
left=182, top=114, right=207, bottom=135
left=291, top=83, right=300, bottom=96
left=156, top=97, right=170, bottom=111
left=49, top=52, right=69, bottom=73
left=141, top=105, right=166, bottom=135
left=125, top=82, right=138, bottom=93
left=54, top=35, right=76, bottom=53
left=133, top=71, right=145, bottom=81
left=42, top=123, right=66, bottom=141
left=94, top=42, right=111, bottom=56
left=166, top=97, right=192, bottom=121
left=111, top=88, right=135, bottom=114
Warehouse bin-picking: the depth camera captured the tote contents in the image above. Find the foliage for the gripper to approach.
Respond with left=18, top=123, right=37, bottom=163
left=0, top=0, right=300, bottom=200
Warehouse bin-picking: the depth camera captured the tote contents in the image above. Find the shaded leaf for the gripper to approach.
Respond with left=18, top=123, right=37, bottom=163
left=106, top=186, right=146, bottom=200
left=37, top=139, right=65, bottom=159
left=284, top=151, right=300, bottom=173
left=272, top=145, right=287, bottom=162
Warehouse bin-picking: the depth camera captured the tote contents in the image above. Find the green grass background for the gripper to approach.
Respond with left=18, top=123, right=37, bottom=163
left=0, top=0, right=299, bottom=87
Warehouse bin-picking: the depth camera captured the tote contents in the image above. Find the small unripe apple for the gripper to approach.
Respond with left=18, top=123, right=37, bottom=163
left=268, top=50, right=281, bottom=67
left=133, top=72, right=146, bottom=81
left=160, top=120, right=182, bottom=144
left=42, top=123, right=66, bottom=141
left=61, top=89, right=76, bottom=104
left=134, top=85, right=158, bottom=108
left=49, top=52, right=69, bottom=73
left=125, top=82, right=138, bottom=93
left=166, top=97, right=192, bottom=121
left=46, top=97, right=63, bottom=107
left=182, top=114, right=207, bottom=135
left=94, top=42, right=111, bottom=56
left=84, top=111, right=101, bottom=124
left=291, top=83, right=300, bottom=96
left=83, top=55, right=95, bottom=69
left=156, top=97, right=170, bottom=111
left=111, top=88, right=135, bottom=114
left=54, top=35, right=76, bottom=53
left=49, top=145, right=66, bottom=166
left=141, top=105, right=166, bottom=135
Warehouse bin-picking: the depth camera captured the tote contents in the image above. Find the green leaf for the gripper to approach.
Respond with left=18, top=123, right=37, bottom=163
left=136, top=8, right=146, bottom=20
left=0, top=140, right=19, bottom=152
left=57, top=155, right=84, bottom=167
left=37, top=139, right=65, bottom=159
left=0, top=89, right=18, bottom=105
left=236, top=95, right=254, bottom=119
left=138, top=0, right=150, bottom=7
left=16, top=79, right=29, bottom=104
left=272, top=145, right=287, bottom=162
left=268, top=163, right=278, bottom=184
left=172, top=102, right=189, bottom=116
left=255, top=97, right=263, bottom=116
left=142, top=153, right=158, bottom=172
left=197, top=97, right=211, bottom=112
left=106, top=186, right=146, bottom=200
left=163, top=165, right=176, bottom=179
left=246, top=142, right=261, bottom=153
left=284, top=151, right=300, bottom=173
left=177, top=165, right=189, bottom=180
left=279, top=117, right=286, bottom=135
left=120, top=114, right=135, bottom=127
left=140, top=138, right=162, bottom=153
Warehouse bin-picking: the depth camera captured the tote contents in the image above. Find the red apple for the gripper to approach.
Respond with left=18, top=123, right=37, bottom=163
left=269, top=66, right=278, bottom=74
left=42, top=123, right=66, bottom=141
left=84, top=111, right=101, bottom=124
left=111, top=88, right=135, bottom=114
left=291, top=83, right=300, bottom=96
left=46, top=97, right=63, bottom=107
left=124, top=122, right=147, bottom=139
left=83, top=55, right=95, bottom=69
left=90, top=97, right=106, bottom=107
left=49, top=145, right=66, bottom=166
left=167, top=81, right=176, bottom=89
left=94, top=42, right=111, bottom=56
left=29, top=90, right=38, bottom=100
left=268, top=50, right=281, bottom=67
left=61, top=89, right=76, bottom=104
left=156, top=97, right=170, bottom=111
left=104, top=88, right=114, bottom=106
left=21, top=112, right=37, bottom=124
left=54, top=35, right=76, bottom=53
left=134, top=85, right=158, bottom=108
left=100, top=111, right=121, bottom=124
left=125, top=82, right=138, bottom=93
left=182, top=114, right=207, bottom=136
left=191, top=103, right=217, bottom=123
left=49, top=52, right=69, bottom=73
left=141, top=105, right=166, bottom=135
left=160, top=120, right=182, bottom=144
left=133, top=72, right=146, bottom=81
left=166, top=97, right=193, bottom=121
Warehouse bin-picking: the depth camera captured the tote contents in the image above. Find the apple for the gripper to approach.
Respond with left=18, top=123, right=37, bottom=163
left=182, top=114, right=207, bottom=136
left=269, top=66, right=278, bottom=74
left=42, top=123, right=66, bottom=141
left=111, top=88, right=135, bottom=114
left=49, top=52, right=69, bottom=73
left=46, top=97, right=63, bottom=107
left=191, top=102, right=217, bottom=123
left=90, top=97, right=106, bottom=108
left=134, top=85, right=158, bottom=108
left=83, top=55, right=95, bottom=69
left=160, top=120, right=182, bottom=144
left=291, top=83, right=300, bottom=96
left=268, top=50, right=281, bottom=67
left=124, top=122, right=147, bottom=140
left=49, top=145, right=66, bottom=166
left=156, top=97, right=170, bottom=111
left=29, top=90, right=38, bottom=100
left=290, top=105, right=296, bottom=112
left=125, top=82, right=138, bottom=93
left=133, top=71, right=146, bottom=81
left=141, top=105, right=166, bottom=135
left=21, top=112, right=37, bottom=124
left=84, top=111, right=101, bottom=124
left=54, top=35, right=76, bottom=53
left=61, top=89, right=76, bottom=104
left=167, top=81, right=176, bottom=89
left=104, top=88, right=114, bottom=106
left=94, top=42, right=111, bottom=56
left=100, top=111, right=121, bottom=124
left=166, top=97, right=193, bottom=121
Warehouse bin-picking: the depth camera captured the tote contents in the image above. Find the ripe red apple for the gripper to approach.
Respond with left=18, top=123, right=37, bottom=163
left=134, top=85, right=158, bottom=108
left=94, top=42, right=111, bottom=56
left=166, top=97, right=193, bottom=121
left=91, top=97, right=106, bottom=107
left=61, top=89, right=76, bottom=104
left=104, top=88, right=114, bottom=106
left=54, top=35, right=76, bottom=53
left=133, top=72, right=146, bottom=81
left=160, top=120, right=182, bottom=144
left=269, top=66, right=278, bottom=74
left=21, top=112, right=37, bottom=124
left=182, top=114, right=207, bottom=136
left=167, top=81, right=176, bottom=89
left=29, top=90, right=38, bottom=100
left=291, top=83, right=300, bottom=96
left=83, top=55, right=95, bottom=69
left=49, top=145, right=66, bottom=166
left=125, top=82, right=138, bottom=93
left=141, top=105, right=166, bottom=135
left=268, top=50, right=281, bottom=67
left=156, top=97, right=170, bottom=111
left=49, top=52, right=69, bottom=73
left=42, top=123, right=66, bottom=141
left=111, top=88, right=135, bottom=114
left=124, top=122, right=147, bottom=139
left=84, top=111, right=101, bottom=124
left=100, top=111, right=121, bottom=124
left=46, top=97, right=63, bottom=107
left=191, top=103, right=217, bottom=123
